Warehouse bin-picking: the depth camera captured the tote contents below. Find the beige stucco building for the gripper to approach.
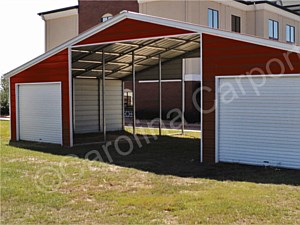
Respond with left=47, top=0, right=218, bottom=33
left=139, top=0, right=299, bottom=45
left=38, top=6, right=79, bottom=51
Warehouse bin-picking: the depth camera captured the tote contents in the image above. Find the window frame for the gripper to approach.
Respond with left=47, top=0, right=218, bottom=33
left=286, top=24, right=295, bottom=43
left=101, top=13, right=113, bottom=23
left=268, top=19, right=279, bottom=40
left=208, top=8, right=219, bottom=29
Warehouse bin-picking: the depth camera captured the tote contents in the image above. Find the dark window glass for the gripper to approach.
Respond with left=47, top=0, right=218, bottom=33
left=231, top=15, right=241, bottom=33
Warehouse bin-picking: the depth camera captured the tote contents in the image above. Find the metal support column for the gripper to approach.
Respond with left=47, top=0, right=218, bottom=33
left=122, top=81, right=125, bottom=130
left=102, top=50, right=106, bottom=142
left=98, top=77, right=101, bottom=132
left=181, top=59, right=185, bottom=135
left=158, top=55, right=162, bottom=136
left=72, top=77, right=75, bottom=138
left=132, top=51, right=136, bottom=135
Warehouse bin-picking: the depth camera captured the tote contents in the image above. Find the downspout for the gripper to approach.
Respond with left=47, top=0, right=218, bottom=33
left=254, top=2, right=257, bottom=36
left=185, top=0, right=188, bottom=22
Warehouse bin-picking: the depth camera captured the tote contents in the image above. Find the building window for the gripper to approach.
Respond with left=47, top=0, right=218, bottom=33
left=268, top=19, right=279, bottom=40
left=124, top=89, right=133, bottom=107
left=231, top=15, right=241, bottom=33
left=208, top=9, right=219, bottom=29
left=101, top=13, right=113, bottom=23
left=286, top=25, right=295, bottom=43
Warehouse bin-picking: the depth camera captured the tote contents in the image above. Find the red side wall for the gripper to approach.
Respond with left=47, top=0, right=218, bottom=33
left=10, top=49, right=70, bottom=146
left=76, top=18, right=195, bottom=46
left=202, top=34, right=300, bottom=163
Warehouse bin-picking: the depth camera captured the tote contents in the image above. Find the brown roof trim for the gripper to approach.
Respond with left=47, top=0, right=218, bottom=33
left=38, top=5, right=78, bottom=16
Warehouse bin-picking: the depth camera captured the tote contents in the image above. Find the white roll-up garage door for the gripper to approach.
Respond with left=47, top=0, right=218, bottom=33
left=216, top=75, right=300, bottom=169
left=17, top=83, right=62, bottom=145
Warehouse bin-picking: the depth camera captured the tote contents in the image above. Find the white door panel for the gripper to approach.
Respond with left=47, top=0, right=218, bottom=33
left=18, top=83, right=62, bottom=145
left=217, top=76, right=300, bottom=169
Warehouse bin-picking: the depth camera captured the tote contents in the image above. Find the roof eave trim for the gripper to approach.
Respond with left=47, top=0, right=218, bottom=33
left=198, top=26, right=300, bottom=53
left=38, top=5, right=79, bottom=16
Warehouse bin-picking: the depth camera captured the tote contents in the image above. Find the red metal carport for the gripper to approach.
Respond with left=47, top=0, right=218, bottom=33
left=4, top=11, right=300, bottom=169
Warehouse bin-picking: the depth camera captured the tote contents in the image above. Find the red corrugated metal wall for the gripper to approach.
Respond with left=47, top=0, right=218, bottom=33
left=202, top=34, right=300, bottom=162
left=10, top=49, right=70, bottom=146
left=76, top=18, right=195, bottom=46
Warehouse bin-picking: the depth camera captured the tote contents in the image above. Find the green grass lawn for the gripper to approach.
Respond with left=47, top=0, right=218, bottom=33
left=1, top=120, right=300, bottom=224
left=124, top=126, right=201, bottom=139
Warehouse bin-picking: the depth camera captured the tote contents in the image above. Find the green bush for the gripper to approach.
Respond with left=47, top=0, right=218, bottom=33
left=0, top=76, right=9, bottom=116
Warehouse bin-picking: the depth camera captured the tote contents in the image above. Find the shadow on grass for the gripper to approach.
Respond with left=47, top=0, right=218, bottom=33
left=9, top=133, right=300, bottom=186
